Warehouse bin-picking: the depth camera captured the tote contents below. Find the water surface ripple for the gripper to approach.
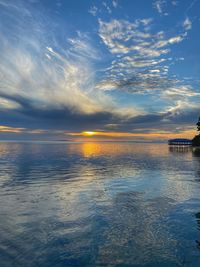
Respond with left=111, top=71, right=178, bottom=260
left=0, top=142, right=200, bottom=267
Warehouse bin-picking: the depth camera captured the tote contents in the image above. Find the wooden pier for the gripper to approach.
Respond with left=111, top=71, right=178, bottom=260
left=168, top=138, right=192, bottom=146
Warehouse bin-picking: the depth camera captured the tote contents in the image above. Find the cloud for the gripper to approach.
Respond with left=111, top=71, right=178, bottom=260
left=0, top=41, right=104, bottom=115
left=98, top=19, right=154, bottom=54
left=67, top=31, right=100, bottom=60
left=0, top=1, right=119, bottom=119
left=102, top=2, right=112, bottom=14
left=163, top=100, right=200, bottom=129
left=154, top=34, right=185, bottom=48
left=0, top=1, right=123, bottom=128
left=0, top=89, right=199, bottom=138
left=0, top=125, right=25, bottom=133
left=0, top=0, right=152, bottom=137
left=88, top=5, right=98, bottom=16
left=171, top=0, right=179, bottom=6
left=97, top=18, right=189, bottom=98
left=98, top=19, right=185, bottom=56
left=0, top=94, right=144, bottom=133
left=89, top=1, right=118, bottom=17
left=112, top=0, right=118, bottom=8
left=96, top=15, right=200, bottom=131
left=183, top=17, right=192, bottom=31
left=163, top=85, right=200, bottom=100
left=0, top=97, right=21, bottom=109
left=153, top=0, right=168, bottom=16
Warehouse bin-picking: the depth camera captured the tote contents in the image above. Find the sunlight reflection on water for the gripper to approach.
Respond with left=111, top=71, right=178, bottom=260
left=0, top=142, right=200, bottom=267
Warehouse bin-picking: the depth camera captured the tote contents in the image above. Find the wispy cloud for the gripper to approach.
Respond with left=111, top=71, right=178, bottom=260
left=67, top=31, right=100, bottom=60
left=0, top=125, right=25, bottom=133
left=0, top=2, right=113, bottom=118
left=171, top=0, right=179, bottom=6
left=102, top=1, right=112, bottom=14
left=112, top=0, right=118, bottom=8
left=88, top=5, right=98, bottom=16
left=153, top=0, right=168, bottom=15
left=0, top=0, right=144, bottom=133
left=183, top=17, right=192, bottom=31
left=186, top=0, right=198, bottom=13
left=97, top=18, right=188, bottom=97
left=89, top=1, right=118, bottom=17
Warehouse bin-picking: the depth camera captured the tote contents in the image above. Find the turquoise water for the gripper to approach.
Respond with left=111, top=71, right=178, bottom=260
left=0, top=142, right=200, bottom=267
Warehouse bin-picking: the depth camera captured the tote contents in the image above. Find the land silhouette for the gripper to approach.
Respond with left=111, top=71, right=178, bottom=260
left=192, top=117, right=200, bottom=146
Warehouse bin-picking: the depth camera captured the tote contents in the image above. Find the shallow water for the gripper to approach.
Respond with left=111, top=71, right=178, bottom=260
left=0, top=142, right=200, bottom=267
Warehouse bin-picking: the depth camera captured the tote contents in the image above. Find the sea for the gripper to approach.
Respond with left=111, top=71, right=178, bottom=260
left=0, top=141, right=200, bottom=267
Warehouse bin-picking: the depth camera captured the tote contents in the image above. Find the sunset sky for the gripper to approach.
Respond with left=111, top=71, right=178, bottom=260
left=0, top=0, right=200, bottom=141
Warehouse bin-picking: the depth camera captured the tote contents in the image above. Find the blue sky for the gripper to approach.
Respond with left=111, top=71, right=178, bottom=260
left=0, top=0, right=200, bottom=140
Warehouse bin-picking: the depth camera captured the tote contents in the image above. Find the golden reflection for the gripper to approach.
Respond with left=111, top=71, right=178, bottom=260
left=81, top=143, right=103, bottom=157
left=77, top=142, right=169, bottom=158
left=169, top=146, right=192, bottom=153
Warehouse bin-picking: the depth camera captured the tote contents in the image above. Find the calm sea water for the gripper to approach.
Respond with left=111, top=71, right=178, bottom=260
left=0, top=142, right=200, bottom=267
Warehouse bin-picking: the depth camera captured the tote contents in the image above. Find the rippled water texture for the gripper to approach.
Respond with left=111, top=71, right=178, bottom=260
left=1, top=142, right=200, bottom=267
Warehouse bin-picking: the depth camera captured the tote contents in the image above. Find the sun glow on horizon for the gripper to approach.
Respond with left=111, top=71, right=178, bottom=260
left=68, top=128, right=197, bottom=140
left=82, top=131, right=96, bottom=136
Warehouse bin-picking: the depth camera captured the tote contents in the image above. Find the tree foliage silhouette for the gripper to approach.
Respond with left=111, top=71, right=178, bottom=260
left=193, top=117, right=200, bottom=146
left=197, top=117, right=200, bottom=134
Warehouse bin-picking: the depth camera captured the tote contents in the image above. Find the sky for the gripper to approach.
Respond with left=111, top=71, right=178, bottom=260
left=0, top=0, right=200, bottom=141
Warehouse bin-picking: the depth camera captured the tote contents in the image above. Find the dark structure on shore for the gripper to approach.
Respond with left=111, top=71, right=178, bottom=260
left=168, top=138, right=192, bottom=146
left=168, top=117, right=200, bottom=147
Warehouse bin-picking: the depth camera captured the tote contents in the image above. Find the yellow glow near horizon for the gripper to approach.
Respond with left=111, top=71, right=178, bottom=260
left=0, top=124, right=197, bottom=140
left=82, top=131, right=96, bottom=136
left=67, top=129, right=197, bottom=140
